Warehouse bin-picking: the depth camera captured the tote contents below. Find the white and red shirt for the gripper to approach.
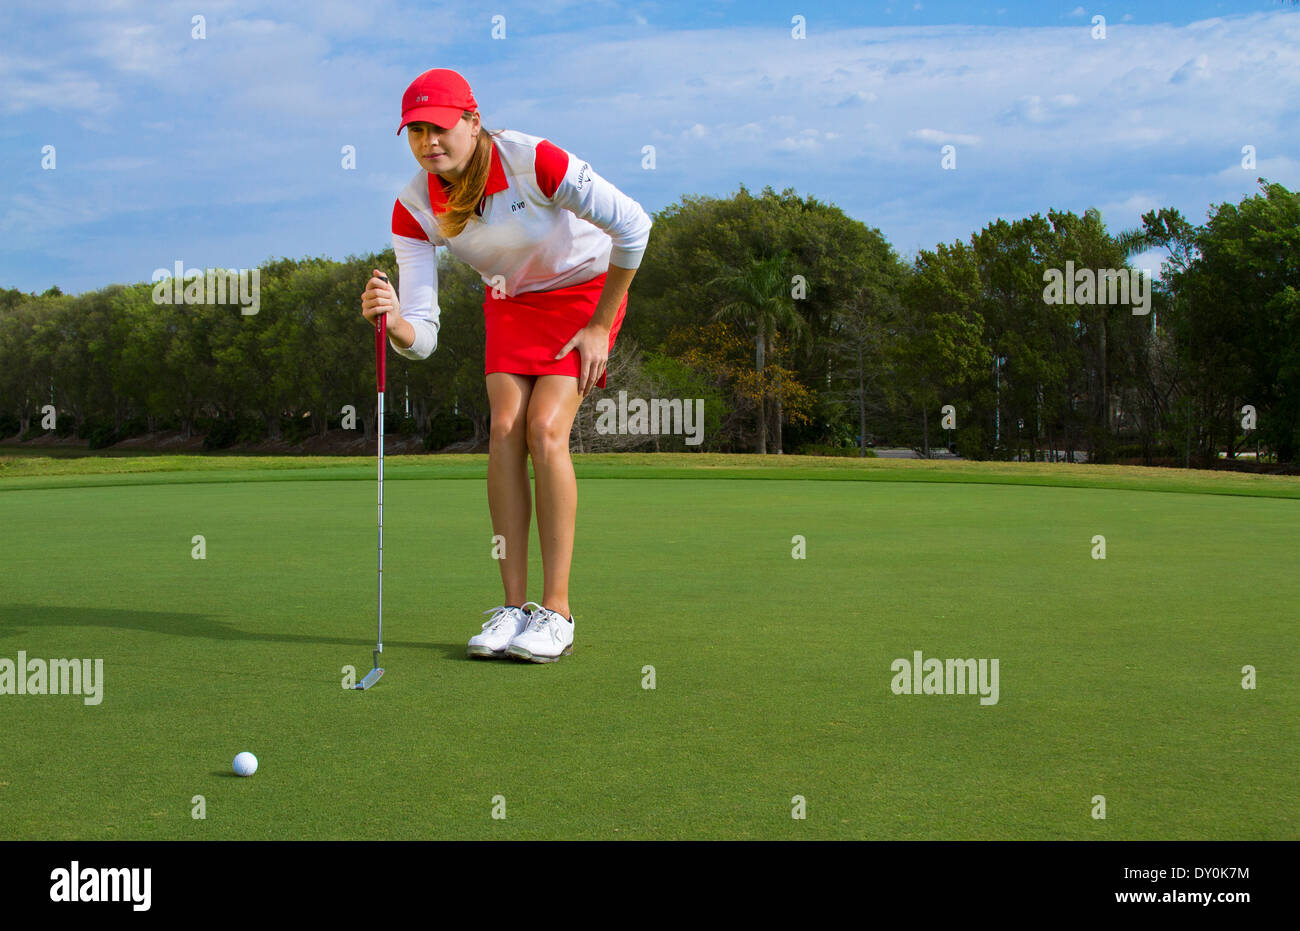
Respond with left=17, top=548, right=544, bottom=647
left=389, top=128, right=653, bottom=360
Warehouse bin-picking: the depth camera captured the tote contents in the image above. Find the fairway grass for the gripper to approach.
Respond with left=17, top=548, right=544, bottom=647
left=1, top=454, right=1297, bottom=839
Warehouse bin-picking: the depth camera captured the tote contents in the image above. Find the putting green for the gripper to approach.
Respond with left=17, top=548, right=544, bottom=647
left=1, top=454, right=1296, bottom=839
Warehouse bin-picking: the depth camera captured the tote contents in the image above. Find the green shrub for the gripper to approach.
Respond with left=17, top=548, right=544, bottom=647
left=87, top=424, right=119, bottom=449
left=1085, top=424, right=1118, bottom=464
left=1114, top=442, right=1177, bottom=460
left=202, top=416, right=266, bottom=450
left=118, top=416, right=149, bottom=438
left=236, top=417, right=266, bottom=446
left=425, top=411, right=474, bottom=451
left=202, top=419, right=238, bottom=450
left=280, top=415, right=314, bottom=445
left=953, top=423, right=987, bottom=460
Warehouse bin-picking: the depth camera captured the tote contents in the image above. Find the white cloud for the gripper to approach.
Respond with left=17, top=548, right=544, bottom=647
left=836, top=91, right=879, bottom=106
left=91, top=22, right=176, bottom=77
left=1126, top=248, right=1169, bottom=281
left=911, top=128, right=980, bottom=146
left=0, top=54, right=119, bottom=116
left=1213, top=154, right=1300, bottom=184
left=775, top=133, right=823, bottom=154
left=1097, top=192, right=1161, bottom=220
left=1170, top=54, right=1211, bottom=84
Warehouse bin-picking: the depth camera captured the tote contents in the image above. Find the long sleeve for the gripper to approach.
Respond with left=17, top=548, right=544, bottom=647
left=536, top=140, right=652, bottom=270
left=390, top=233, right=440, bottom=361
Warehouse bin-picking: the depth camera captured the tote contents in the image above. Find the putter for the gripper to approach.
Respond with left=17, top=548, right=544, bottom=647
left=355, top=273, right=388, bottom=690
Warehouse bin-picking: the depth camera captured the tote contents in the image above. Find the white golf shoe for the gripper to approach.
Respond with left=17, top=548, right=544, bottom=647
left=467, top=602, right=539, bottom=658
left=506, top=605, right=574, bottom=663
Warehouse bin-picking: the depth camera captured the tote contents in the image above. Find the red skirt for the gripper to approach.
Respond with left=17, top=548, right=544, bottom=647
left=483, top=272, right=627, bottom=390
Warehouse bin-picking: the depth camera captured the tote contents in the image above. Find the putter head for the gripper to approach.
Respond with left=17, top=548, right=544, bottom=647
left=354, top=666, right=384, bottom=690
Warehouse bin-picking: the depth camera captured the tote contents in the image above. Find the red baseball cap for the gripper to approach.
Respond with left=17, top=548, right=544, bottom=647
left=397, top=68, right=477, bottom=135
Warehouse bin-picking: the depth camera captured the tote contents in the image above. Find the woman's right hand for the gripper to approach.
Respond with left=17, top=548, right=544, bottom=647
left=361, top=269, right=416, bottom=349
left=361, top=269, right=399, bottom=325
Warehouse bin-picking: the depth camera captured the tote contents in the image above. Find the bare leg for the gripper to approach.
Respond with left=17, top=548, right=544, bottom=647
left=525, top=374, right=585, bottom=618
left=486, top=372, right=534, bottom=606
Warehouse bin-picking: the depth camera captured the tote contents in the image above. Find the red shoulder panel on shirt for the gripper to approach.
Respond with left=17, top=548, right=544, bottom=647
left=391, top=199, right=428, bottom=241
left=534, top=140, right=569, bottom=199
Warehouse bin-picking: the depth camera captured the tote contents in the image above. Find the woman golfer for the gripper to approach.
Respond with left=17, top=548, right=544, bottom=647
left=360, top=68, right=652, bottom=663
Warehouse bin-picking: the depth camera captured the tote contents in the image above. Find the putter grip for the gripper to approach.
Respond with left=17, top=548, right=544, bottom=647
left=375, top=274, right=388, bottom=393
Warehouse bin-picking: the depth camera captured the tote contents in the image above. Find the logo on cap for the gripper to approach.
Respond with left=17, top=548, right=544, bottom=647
left=398, top=69, right=478, bottom=135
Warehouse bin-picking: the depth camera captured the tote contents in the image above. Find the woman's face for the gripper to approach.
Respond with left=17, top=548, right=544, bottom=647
left=407, top=112, right=479, bottom=181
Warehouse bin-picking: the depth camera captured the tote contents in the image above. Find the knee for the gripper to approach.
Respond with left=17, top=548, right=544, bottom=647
left=490, top=411, right=527, bottom=451
left=526, top=412, right=569, bottom=459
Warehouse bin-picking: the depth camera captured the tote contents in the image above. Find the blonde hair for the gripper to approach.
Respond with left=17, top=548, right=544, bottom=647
left=433, top=112, right=505, bottom=239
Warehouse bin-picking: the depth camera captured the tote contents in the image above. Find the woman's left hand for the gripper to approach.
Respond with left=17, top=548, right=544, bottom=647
left=555, top=323, right=610, bottom=397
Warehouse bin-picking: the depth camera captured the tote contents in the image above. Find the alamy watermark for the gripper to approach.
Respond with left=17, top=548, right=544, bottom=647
left=1042, top=261, right=1151, bottom=316
left=49, top=861, right=150, bottom=911
left=0, top=651, right=103, bottom=705
left=890, top=650, right=999, bottom=705
left=594, top=390, right=704, bottom=445
left=152, top=260, right=261, bottom=315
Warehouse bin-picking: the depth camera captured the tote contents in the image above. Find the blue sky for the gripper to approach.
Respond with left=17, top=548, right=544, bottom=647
left=2, top=0, right=1297, bottom=294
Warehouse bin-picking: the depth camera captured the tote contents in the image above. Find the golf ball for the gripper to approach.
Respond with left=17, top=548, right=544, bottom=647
left=233, top=751, right=258, bottom=777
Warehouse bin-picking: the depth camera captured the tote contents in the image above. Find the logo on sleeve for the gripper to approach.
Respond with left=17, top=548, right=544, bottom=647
left=576, top=163, right=591, bottom=190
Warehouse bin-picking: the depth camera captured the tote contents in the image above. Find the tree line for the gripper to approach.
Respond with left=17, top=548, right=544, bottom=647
left=1, top=178, right=1296, bottom=465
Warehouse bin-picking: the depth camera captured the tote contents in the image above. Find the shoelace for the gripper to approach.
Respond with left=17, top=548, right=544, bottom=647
left=481, top=602, right=542, bottom=632
left=479, top=605, right=509, bottom=632
left=526, top=608, right=569, bottom=641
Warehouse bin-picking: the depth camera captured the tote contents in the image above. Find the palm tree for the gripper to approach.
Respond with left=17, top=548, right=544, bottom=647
left=706, top=252, right=810, bottom=453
